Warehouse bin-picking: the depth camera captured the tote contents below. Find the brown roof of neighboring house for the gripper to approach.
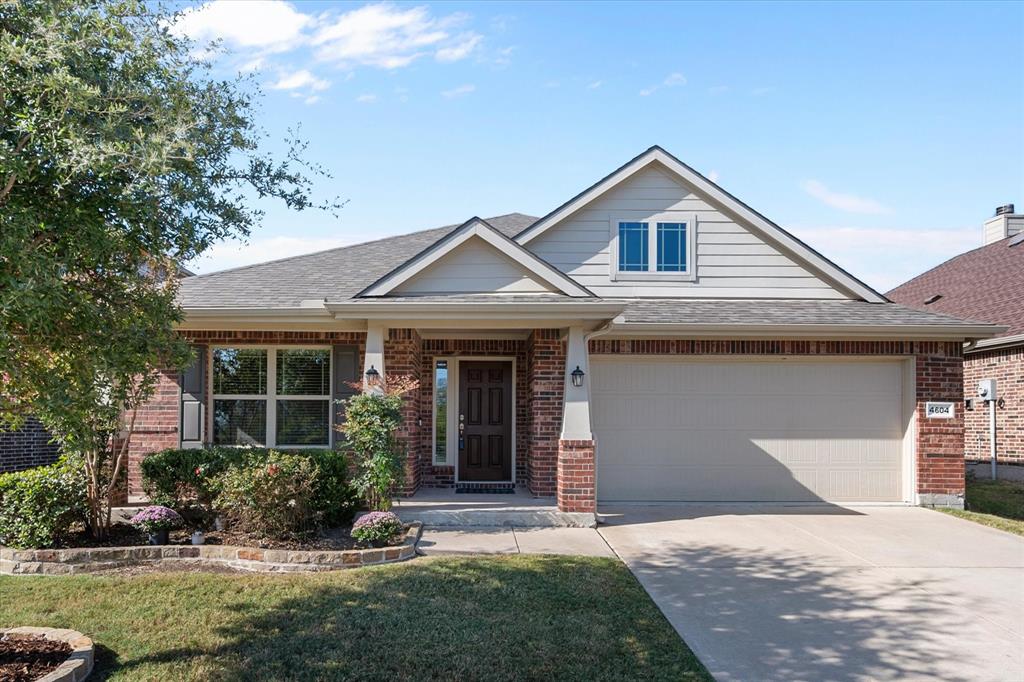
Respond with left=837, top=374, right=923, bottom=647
left=887, top=234, right=1024, bottom=338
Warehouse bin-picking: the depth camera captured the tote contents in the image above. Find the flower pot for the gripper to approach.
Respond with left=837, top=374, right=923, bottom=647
left=214, top=516, right=227, bottom=532
left=191, top=531, right=205, bottom=545
left=148, top=529, right=170, bottom=545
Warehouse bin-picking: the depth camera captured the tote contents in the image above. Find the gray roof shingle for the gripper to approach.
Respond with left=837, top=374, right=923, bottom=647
left=178, top=213, right=537, bottom=308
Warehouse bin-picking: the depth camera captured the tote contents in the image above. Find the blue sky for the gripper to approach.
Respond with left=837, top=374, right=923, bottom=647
left=175, top=1, right=1024, bottom=292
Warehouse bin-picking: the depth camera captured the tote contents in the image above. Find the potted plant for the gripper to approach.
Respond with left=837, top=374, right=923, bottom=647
left=129, top=505, right=183, bottom=545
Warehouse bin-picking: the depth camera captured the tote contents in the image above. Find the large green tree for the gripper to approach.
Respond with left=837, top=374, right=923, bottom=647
left=0, top=0, right=337, bottom=537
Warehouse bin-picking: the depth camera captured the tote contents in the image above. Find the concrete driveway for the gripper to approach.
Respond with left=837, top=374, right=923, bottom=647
left=599, top=505, right=1024, bottom=682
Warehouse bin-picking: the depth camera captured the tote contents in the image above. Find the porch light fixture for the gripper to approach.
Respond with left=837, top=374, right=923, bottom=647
left=365, top=365, right=380, bottom=382
left=570, top=365, right=585, bottom=388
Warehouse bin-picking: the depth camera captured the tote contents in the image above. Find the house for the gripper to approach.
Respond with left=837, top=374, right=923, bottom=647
left=889, top=205, right=1023, bottom=478
left=127, top=146, right=1002, bottom=515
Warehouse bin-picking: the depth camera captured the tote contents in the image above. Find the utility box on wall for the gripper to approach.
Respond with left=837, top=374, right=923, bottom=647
left=977, top=379, right=997, bottom=402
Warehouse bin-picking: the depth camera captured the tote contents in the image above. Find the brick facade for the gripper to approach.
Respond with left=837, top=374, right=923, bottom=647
left=0, top=417, right=60, bottom=473
left=384, top=328, right=422, bottom=495
left=557, top=439, right=596, bottom=513
left=527, top=330, right=566, bottom=497
left=964, top=345, right=1023, bottom=464
left=590, top=338, right=966, bottom=506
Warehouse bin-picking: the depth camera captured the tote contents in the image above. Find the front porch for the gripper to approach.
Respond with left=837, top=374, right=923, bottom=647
left=391, top=488, right=597, bottom=528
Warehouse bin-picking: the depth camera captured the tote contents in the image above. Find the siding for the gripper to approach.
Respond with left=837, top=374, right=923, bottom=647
left=394, top=237, right=557, bottom=294
left=529, top=163, right=847, bottom=299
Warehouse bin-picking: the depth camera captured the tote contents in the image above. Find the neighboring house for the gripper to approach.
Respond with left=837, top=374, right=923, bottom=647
left=128, top=147, right=1001, bottom=513
left=889, top=205, right=1023, bottom=476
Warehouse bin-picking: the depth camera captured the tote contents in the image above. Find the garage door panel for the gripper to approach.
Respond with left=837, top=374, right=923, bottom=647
left=593, top=359, right=906, bottom=503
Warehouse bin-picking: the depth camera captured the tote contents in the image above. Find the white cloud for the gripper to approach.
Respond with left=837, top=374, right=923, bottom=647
left=800, top=180, right=891, bottom=215
left=270, top=69, right=330, bottom=91
left=356, top=93, right=378, bottom=103
left=312, top=3, right=470, bottom=69
left=544, top=80, right=560, bottom=89
left=751, top=86, right=775, bottom=96
left=304, top=95, right=320, bottom=105
left=707, top=170, right=720, bottom=183
left=171, top=0, right=311, bottom=52
left=640, top=71, right=686, bottom=96
left=639, top=87, right=656, bottom=96
left=441, top=84, right=475, bottom=99
left=189, top=235, right=359, bottom=274
left=587, top=80, right=603, bottom=90
left=435, top=33, right=482, bottom=62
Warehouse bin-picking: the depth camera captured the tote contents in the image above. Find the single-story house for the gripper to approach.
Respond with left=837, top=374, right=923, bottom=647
left=889, top=205, right=1023, bottom=476
left=128, top=146, right=1003, bottom=512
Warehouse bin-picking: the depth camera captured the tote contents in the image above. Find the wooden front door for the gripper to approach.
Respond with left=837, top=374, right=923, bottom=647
left=458, top=360, right=513, bottom=481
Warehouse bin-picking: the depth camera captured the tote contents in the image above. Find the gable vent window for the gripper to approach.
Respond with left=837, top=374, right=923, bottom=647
left=611, top=212, right=697, bottom=281
left=212, top=346, right=331, bottom=448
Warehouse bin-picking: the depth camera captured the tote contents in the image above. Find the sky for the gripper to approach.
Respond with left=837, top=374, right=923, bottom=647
left=174, top=0, right=1024, bottom=293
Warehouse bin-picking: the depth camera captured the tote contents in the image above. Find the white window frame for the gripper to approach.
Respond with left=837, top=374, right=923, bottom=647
left=431, top=357, right=454, bottom=466
left=209, top=345, right=334, bottom=449
left=609, top=211, right=697, bottom=282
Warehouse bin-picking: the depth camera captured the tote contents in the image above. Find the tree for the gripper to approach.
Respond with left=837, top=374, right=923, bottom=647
left=0, top=0, right=338, bottom=537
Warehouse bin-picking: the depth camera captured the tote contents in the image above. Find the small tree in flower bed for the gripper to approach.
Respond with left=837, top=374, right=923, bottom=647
left=129, top=506, right=183, bottom=534
left=351, top=511, right=403, bottom=545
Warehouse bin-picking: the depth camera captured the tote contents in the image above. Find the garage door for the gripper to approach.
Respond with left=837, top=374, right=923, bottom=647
left=592, top=358, right=907, bottom=503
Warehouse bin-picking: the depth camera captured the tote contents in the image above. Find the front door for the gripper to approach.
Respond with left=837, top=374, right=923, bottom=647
left=458, top=360, right=513, bottom=481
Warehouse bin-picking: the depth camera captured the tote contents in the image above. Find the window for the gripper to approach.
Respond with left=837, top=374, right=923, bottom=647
left=618, top=222, right=649, bottom=271
left=433, top=360, right=448, bottom=465
left=212, top=347, right=331, bottom=447
left=611, top=213, right=696, bottom=280
left=657, top=222, right=687, bottom=272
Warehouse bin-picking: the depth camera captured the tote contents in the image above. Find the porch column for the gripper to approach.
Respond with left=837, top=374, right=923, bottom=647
left=383, top=328, right=423, bottom=496
left=363, top=324, right=386, bottom=392
left=557, top=326, right=596, bottom=514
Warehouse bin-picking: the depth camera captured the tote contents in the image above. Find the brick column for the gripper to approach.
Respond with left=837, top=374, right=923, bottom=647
left=557, top=439, right=596, bottom=512
left=916, top=345, right=966, bottom=507
left=127, top=367, right=182, bottom=501
left=527, top=329, right=565, bottom=497
left=384, top=328, right=423, bottom=496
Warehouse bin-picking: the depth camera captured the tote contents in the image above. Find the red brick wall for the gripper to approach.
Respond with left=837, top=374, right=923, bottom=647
left=527, top=330, right=565, bottom=497
left=558, top=439, right=595, bottom=513
left=590, top=338, right=965, bottom=504
left=418, top=339, right=529, bottom=488
left=127, top=330, right=366, bottom=500
left=964, top=346, right=1023, bottom=464
left=385, top=328, right=422, bottom=496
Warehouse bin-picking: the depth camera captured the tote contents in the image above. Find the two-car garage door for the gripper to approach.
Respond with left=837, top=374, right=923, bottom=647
left=592, top=357, right=909, bottom=503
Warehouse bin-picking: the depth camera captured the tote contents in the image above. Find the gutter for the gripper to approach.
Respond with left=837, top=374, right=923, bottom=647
left=966, top=332, right=1024, bottom=353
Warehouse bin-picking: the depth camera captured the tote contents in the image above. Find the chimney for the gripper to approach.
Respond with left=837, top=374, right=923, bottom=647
left=983, top=204, right=1023, bottom=245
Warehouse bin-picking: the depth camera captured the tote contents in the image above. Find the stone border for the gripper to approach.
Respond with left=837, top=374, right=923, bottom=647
left=1, top=523, right=422, bottom=575
left=1, top=626, right=94, bottom=681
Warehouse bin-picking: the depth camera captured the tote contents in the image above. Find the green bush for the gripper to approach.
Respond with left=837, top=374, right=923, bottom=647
left=140, top=447, right=357, bottom=533
left=0, top=456, right=88, bottom=548
left=339, top=390, right=407, bottom=511
left=214, top=451, right=321, bottom=538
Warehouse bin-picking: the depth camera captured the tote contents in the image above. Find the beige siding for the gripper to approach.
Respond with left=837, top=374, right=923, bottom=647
left=592, top=357, right=907, bottom=502
left=394, top=236, right=556, bottom=294
left=529, top=163, right=847, bottom=298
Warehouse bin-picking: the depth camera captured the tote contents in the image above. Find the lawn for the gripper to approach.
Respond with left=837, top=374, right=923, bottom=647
left=939, top=477, right=1024, bottom=536
left=0, top=555, right=710, bottom=681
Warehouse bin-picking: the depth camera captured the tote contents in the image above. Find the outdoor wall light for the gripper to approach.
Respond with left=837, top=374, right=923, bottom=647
left=365, top=365, right=380, bottom=381
left=570, top=365, right=585, bottom=388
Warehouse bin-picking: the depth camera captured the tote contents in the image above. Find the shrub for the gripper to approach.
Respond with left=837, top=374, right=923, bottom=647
left=339, top=375, right=418, bottom=511
left=0, top=456, right=88, bottom=548
left=214, top=451, right=322, bottom=539
left=351, top=511, right=403, bottom=545
left=129, top=506, right=183, bottom=533
left=141, top=447, right=357, bottom=532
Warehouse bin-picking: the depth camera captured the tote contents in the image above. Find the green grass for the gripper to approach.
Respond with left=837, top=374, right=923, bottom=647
left=0, top=555, right=710, bottom=681
left=938, top=477, right=1024, bottom=537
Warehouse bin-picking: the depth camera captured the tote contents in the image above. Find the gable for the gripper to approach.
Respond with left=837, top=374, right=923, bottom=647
left=518, top=147, right=885, bottom=302
left=527, top=162, right=846, bottom=299
left=394, top=236, right=558, bottom=294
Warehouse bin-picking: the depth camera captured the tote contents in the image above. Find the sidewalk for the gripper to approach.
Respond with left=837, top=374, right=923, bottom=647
left=417, top=526, right=615, bottom=557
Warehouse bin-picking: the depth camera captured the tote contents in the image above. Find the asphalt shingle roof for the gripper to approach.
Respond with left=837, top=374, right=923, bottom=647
left=619, top=299, right=993, bottom=328
left=178, top=213, right=537, bottom=308
left=887, top=236, right=1024, bottom=338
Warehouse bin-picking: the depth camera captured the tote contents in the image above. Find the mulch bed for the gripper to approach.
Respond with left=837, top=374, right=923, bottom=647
left=0, top=634, right=71, bottom=682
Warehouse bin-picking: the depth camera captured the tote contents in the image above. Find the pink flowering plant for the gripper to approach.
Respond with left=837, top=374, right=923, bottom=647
left=129, top=505, right=183, bottom=533
left=351, top=511, right=403, bottom=545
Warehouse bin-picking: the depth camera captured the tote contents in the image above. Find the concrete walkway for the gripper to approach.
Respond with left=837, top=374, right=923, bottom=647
left=418, top=526, right=614, bottom=557
left=599, top=504, right=1024, bottom=682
